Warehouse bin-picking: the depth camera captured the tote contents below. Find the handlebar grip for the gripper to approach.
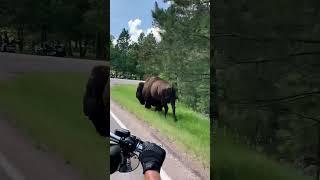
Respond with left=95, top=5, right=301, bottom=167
left=110, top=132, right=143, bottom=153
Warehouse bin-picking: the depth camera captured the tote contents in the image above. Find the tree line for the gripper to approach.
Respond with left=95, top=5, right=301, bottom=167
left=0, top=0, right=107, bottom=59
left=110, top=0, right=210, bottom=115
left=212, top=0, right=320, bottom=178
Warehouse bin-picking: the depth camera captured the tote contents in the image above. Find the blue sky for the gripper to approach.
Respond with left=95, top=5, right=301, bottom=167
left=111, top=0, right=170, bottom=42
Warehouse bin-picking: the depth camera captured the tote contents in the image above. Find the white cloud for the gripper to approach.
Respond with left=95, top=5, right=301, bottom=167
left=128, top=19, right=144, bottom=43
left=166, top=1, right=173, bottom=5
left=127, top=18, right=164, bottom=43
left=146, top=27, right=164, bottom=42
left=112, top=39, right=117, bottom=46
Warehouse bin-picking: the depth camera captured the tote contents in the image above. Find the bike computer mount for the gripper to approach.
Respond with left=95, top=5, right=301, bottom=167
left=115, top=129, right=130, bottom=138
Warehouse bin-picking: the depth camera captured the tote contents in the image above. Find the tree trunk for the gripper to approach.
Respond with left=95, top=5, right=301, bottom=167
left=67, top=40, right=73, bottom=56
left=82, top=39, right=88, bottom=57
left=316, top=126, right=320, bottom=180
left=41, top=27, right=47, bottom=43
left=79, top=40, right=84, bottom=57
left=17, top=25, right=24, bottom=52
left=75, top=40, right=79, bottom=49
left=95, top=31, right=105, bottom=59
left=95, top=0, right=107, bottom=60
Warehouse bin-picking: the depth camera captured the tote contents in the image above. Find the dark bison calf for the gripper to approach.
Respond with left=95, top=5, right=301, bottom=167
left=83, top=65, right=109, bottom=137
left=136, top=76, right=177, bottom=121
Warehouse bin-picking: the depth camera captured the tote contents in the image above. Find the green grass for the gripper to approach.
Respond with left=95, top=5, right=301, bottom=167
left=0, top=73, right=107, bottom=180
left=111, top=84, right=210, bottom=167
left=213, top=129, right=312, bottom=180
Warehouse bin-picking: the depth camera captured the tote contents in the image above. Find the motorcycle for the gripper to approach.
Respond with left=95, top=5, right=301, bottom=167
left=110, top=129, right=144, bottom=173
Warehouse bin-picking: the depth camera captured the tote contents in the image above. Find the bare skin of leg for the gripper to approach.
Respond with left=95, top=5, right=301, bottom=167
left=144, top=170, right=160, bottom=180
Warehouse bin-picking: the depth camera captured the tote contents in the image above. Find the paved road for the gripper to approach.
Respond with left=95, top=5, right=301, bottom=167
left=0, top=166, right=11, bottom=180
left=0, top=52, right=106, bottom=180
left=110, top=78, right=207, bottom=180
left=110, top=114, right=145, bottom=180
left=0, top=52, right=107, bottom=80
left=110, top=78, right=145, bottom=180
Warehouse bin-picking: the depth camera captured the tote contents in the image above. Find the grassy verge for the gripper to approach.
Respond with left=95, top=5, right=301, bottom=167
left=213, top=129, right=311, bottom=180
left=111, top=84, right=210, bottom=167
left=0, top=73, right=107, bottom=180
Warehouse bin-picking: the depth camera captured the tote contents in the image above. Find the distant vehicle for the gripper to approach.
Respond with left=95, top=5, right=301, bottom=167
left=33, top=42, right=66, bottom=57
left=53, top=44, right=66, bottom=57
left=34, top=46, right=45, bottom=55
left=6, top=43, right=17, bottom=53
left=1, top=42, right=16, bottom=53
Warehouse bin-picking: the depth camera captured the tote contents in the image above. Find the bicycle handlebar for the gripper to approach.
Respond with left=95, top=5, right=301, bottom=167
left=110, top=132, right=143, bottom=153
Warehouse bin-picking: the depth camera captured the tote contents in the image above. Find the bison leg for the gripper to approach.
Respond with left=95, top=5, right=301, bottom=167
left=164, top=103, right=168, bottom=118
left=171, top=101, right=177, bottom=122
left=145, top=101, right=151, bottom=109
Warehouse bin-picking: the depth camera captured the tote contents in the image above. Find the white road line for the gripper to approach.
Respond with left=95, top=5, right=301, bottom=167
left=0, top=151, right=25, bottom=180
left=110, top=111, right=172, bottom=180
left=160, top=168, right=172, bottom=180
left=110, top=111, right=128, bottom=129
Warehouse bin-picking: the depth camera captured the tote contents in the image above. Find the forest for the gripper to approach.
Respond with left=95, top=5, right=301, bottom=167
left=110, top=0, right=210, bottom=114
left=0, top=0, right=107, bottom=59
left=212, top=0, right=320, bottom=179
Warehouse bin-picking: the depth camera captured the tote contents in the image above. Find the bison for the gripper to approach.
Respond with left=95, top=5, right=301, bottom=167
left=83, top=65, right=109, bottom=137
left=136, top=76, right=177, bottom=121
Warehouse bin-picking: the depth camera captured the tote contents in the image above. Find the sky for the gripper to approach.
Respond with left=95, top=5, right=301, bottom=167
left=110, top=0, right=171, bottom=43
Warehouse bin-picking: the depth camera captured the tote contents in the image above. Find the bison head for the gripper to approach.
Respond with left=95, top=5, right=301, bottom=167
left=136, top=82, right=145, bottom=105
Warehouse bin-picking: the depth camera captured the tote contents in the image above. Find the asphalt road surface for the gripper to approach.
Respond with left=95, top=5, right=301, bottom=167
left=110, top=78, right=207, bottom=180
left=0, top=52, right=106, bottom=180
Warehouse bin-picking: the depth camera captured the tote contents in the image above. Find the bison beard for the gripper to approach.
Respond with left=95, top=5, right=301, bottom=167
left=83, top=65, right=109, bottom=137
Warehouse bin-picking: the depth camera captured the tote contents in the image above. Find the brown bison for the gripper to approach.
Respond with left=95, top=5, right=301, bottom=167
left=136, top=76, right=177, bottom=121
left=83, top=65, right=109, bottom=137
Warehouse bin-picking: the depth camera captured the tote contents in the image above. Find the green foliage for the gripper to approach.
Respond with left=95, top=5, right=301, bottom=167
left=213, top=0, right=320, bottom=177
left=0, top=0, right=107, bottom=58
left=111, top=28, right=138, bottom=79
left=110, top=0, right=210, bottom=114
left=116, top=29, right=130, bottom=51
